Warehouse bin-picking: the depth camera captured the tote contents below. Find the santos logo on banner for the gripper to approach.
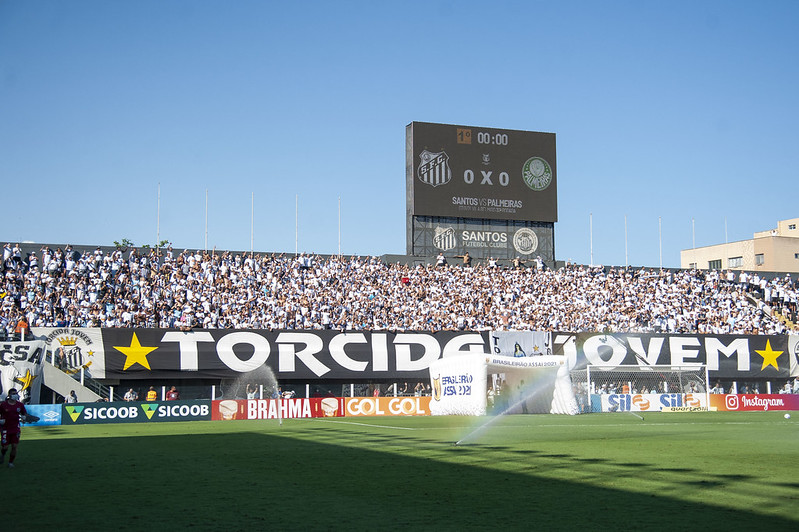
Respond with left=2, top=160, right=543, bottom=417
left=30, top=328, right=104, bottom=378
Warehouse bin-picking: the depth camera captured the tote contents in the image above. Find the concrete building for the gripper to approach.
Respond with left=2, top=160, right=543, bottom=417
left=681, top=218, right=799, bottom=273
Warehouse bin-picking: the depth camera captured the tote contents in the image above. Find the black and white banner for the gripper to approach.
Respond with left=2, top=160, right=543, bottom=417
left=0, top=340, right=46, bottom=401
left=27, top=328, right=797, bottom=380
left=552, top=333, right=792, bottom=379
left=33, top=328, right=490, bottom=380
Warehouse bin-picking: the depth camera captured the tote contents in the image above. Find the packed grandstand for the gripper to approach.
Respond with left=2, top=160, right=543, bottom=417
left=2, top=242, right=797, bottom=336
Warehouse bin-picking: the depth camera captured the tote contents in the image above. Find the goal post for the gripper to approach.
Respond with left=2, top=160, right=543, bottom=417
left=569, top=365, right=710, bottom=413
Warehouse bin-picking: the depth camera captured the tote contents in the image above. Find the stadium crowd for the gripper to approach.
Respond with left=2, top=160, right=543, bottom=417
left=1, top=243, right=797, bottom=335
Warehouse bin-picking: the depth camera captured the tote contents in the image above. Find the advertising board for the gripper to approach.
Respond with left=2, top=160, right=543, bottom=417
left=344, top=396, right=431, bottom=417
left=212, top=398, right=344, bottom=420
left=593, top=393, right=707, bottom=412
left=62, top=400, right=211, bottom=424
left=709, top=394, right=799, bottom=412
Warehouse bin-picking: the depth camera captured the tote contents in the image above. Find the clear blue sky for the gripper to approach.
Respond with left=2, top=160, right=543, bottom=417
left=1, top=1, right=797, bottom=267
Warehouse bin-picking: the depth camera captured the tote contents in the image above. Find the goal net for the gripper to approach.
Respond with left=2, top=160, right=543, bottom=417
left=569, top=365, right=709, bottom=413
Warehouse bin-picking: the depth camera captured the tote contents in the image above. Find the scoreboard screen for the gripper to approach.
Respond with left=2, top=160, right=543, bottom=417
left=406, top=122, right=557, bottom=222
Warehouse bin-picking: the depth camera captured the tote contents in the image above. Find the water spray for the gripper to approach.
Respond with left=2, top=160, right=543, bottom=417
left=454, top=373, right=558, bottom=446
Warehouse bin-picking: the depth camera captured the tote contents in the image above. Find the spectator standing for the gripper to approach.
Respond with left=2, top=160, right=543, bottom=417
left=246, top=383, right=258, bottom=399
left=14, top=316, right=29, bottom=340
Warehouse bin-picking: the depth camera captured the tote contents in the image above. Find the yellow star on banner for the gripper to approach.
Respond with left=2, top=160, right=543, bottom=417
left=14, top=369, right=35, bottom=391
left=114, top=332, right=158, bottom=371
left=755, top=339, right=783, bottom=371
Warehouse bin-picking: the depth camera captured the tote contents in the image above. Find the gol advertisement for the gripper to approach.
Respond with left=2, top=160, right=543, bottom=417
left=344, top=396, right=431, bottom=417
left=709, top=394, right=799, bottom=412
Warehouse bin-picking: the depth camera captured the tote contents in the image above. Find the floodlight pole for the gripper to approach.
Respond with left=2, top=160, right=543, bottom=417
left=295, top=194, right=298, bottom=255
left=725, top=217, right=728, bottom=244
left=156, top=182, right=160, bottom=259
left=658, top=216, right=663, bottom=269
left=624, top=214, right=628, bottom=267
left=589, top=212, right=594, bottom=266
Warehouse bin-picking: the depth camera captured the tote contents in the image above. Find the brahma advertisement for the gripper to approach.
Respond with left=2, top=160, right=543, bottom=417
left=212, top=398, right=345, bottom=420
left=211, top=397, right=431, bottom=419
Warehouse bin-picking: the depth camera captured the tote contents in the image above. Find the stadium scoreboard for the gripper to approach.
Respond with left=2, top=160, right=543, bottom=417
left=406, top=122, right=557, bottom=222
left=406, top=122, right=557, bottom=261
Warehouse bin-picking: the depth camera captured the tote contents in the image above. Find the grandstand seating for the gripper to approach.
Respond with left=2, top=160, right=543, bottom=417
left=1, top=243, right=797, bottom=334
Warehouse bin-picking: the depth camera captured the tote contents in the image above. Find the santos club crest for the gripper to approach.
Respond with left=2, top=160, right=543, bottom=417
left=418, top=150, right=452, bottom=187
left=434, top=226, right=456, bottom=251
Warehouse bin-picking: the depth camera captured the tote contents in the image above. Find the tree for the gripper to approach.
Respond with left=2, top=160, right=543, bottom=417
left=113, top=238, right=134, bottom=252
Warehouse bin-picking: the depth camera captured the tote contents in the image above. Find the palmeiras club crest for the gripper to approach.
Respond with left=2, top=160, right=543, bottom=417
left=434, top=226, right=456, bottom=251
left=418, top=150, right=452, bottom=187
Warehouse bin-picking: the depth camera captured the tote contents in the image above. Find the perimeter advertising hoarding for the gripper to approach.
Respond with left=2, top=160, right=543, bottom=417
left=61, top=400, right=211, bottom=425
left=709, top=394, right=799, bottom=412
left=212, top=398, right=344, bottom=420
left=211, top=397, right=432, bottom=419
left=25, top=404, right=62, bottom=426
left=593, top=393, right=707, bottom=413
left=344, top=396, right=431, bottom=417
left=407, top=122, right=557, bottom=222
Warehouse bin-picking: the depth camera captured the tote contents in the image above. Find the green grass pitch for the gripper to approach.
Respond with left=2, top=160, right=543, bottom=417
left=11, top=412, right=799, bottom=530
